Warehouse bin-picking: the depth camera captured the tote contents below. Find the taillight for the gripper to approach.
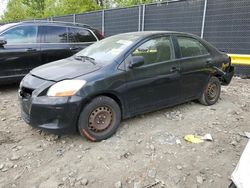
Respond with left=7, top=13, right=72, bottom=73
left=99, top=31, right=104, bottom=39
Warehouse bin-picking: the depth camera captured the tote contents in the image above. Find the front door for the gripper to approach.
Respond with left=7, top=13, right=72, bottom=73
left=125, top=36, right=181, bottom=115
left=0, top=25, right=41, bottom=79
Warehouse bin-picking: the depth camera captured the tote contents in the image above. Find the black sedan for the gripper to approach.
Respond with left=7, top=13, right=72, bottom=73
left=19, top=31, right=234, bottom=141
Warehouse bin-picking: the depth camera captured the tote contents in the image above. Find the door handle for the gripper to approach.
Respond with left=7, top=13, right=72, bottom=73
left=70, top=47, right=80, bottom=51
left=26, top=48, right=37, bottom=52
left=170, top=67, right=180, bottom=73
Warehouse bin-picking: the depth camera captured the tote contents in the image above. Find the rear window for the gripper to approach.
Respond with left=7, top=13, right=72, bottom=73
left=177, top=37, right=209, bottom=58
left=68, top=27, right=96, bottom=42
left=41, top=26, right=67, bottom=43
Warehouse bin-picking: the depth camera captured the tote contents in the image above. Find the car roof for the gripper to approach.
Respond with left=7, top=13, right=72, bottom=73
left=2, top=20, right=93, bottom=29
left=114, top=31, right=199, bottom=39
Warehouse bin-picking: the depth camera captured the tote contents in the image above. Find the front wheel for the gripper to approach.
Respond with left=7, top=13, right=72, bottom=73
left=199, top=76, right=221, bottom=106
left=78, top=96, right=121, bottom=142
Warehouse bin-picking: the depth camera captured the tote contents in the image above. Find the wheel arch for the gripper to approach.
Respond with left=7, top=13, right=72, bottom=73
left=98, top=92, right=124, bottom=117
left=84, top=92, right=125, bottom=119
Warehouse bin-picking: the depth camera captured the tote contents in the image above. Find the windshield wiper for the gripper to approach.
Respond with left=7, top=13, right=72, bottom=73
left=74, top=55, right=96, bottom=65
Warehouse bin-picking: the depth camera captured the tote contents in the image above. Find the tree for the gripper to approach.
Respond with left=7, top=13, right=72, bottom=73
left=44, top=0, right=101, bottom=17
left=22, top=0, right=45, bottom=18
left=1, top=0, right=101, bottom=22
left=115, top=0, right=155, bottom=7
left=96, top=0, right=104, bottom=7
left=1, top=0, right=28, bottom=22
left=1, top=0, right=158, bottom=22
left=103, top=0, right=157, bottom=8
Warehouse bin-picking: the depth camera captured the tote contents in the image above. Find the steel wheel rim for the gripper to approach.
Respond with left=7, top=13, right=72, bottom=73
left=88, top=106, right=113, bottom=132
left=206, top=82, right=218, bottom=101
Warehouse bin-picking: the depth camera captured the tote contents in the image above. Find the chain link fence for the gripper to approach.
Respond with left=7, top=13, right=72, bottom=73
left=2, top=0, right=250, bottom=75
left=50, top=0, right=250, bottom=54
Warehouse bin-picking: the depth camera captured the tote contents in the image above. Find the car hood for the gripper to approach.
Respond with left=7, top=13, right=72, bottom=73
left=30, top=58, right=102, bottom=82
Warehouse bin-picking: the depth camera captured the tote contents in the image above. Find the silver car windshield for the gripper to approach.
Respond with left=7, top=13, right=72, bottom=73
left=75, top=34, right=141, bottom=63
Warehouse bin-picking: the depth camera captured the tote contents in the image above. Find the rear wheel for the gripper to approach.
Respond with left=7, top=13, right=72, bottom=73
left=78, top=96, right=121, bottom=142
left=199, top=76, right=221, bottom=106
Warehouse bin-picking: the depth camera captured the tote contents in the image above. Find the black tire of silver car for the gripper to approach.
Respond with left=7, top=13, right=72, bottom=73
left=78, top=96, right=121, bottom=142
left=199, top=76, right=221, bottom=106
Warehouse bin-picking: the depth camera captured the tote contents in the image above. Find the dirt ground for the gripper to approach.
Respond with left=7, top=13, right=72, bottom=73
left=0, top=77, right=249, bottom=188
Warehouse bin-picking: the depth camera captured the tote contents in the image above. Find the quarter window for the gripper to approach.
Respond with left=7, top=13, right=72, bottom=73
left=1, top=25, right=37, bottom=44
left=132, top=37, right=172, bottom=65
left=42, top=26, right=67, bottom=43
left=68, top=28, right=96, bottom=42
left=177, top=37, right=209, bottom=58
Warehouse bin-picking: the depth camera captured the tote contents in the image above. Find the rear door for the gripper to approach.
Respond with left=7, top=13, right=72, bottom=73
left=0, top=25, right=41, bottom=79
left=174, top=36, right=212, bottom=100
left=39, top=25, right=72, bottom=64
left=125, top=35, right=181, bottom=115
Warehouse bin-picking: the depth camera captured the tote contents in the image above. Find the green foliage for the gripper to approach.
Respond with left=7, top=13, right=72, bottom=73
left=1, top=0, right=101, bottom=22
left=114, top=0, right=155, bottom=7
left=22, top=0, right=45, bottom=18
left=1, top=0, right=157, bottom=22
left=44, top=0, right=101, bottom=17
left=1, top=0, right=28, bottom=22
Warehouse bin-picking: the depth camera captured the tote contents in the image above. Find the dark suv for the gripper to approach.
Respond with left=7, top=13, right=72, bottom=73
left=0, top=21, right=103, bottom=84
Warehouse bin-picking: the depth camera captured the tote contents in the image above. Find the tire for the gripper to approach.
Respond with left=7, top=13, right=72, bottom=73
left=78, top=96, right=121, bottom=142
left=199, top=76, right=221, bottom=106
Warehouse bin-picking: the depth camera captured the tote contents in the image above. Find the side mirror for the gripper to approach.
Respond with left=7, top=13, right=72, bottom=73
left=0, top=37, right=7, bottom=47
left=129, top=56, right=144, bottom=68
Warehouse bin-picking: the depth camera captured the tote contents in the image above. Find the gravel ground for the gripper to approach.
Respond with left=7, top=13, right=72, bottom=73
left=0, top=77, right=249, bottom=188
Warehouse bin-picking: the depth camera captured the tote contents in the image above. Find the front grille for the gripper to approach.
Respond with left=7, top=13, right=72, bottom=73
left=19, top=87, right=34, bottom=99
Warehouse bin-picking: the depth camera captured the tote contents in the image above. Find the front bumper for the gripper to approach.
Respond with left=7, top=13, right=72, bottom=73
left=18, top=74, right=87, bottom=134
left=19, top=94, right=84, bottom=134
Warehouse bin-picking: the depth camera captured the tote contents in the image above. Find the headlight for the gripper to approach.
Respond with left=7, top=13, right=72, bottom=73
left=47, top=80, right=86, bottom=97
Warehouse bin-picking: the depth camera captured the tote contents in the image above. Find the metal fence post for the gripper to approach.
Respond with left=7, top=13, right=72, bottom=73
left=50, top=17, right=53, bottom=21
left=102, top=10, right=105, bottom=34
left=73, top=14, right=76, bottom=23
left=141, top=4, right=146, bottom=31
left=138, top=5, right=141, bottom=31
left=201, top=0, right=208, bottom=38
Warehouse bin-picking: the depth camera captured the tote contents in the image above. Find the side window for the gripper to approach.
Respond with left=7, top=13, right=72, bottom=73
left=177, top=37, right=209, bottom=58
left=42, top=26, right=67, bottom=43
left=132, top=36, right=172, bottom=65
left=68, top=28, right=97, bottom=42
left=1, top=25, right=37, bottom=44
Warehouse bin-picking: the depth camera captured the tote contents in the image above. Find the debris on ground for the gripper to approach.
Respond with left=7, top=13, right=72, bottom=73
left=143, top=180, right=161, bottom=188
left=184, top=135, right=204, bottom=144
left=201, top=133, right=213, bottom=141
left=184, top=133, right=213, bottom=143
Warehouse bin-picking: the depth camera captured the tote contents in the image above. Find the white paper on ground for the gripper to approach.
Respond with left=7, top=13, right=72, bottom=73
left=231, top=140, right=250, bottom=188
left=201, top=133, right=213, bottom=141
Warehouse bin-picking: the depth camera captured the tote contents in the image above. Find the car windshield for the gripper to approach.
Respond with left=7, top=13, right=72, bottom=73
left=75, top=34, right=141, bottom=64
